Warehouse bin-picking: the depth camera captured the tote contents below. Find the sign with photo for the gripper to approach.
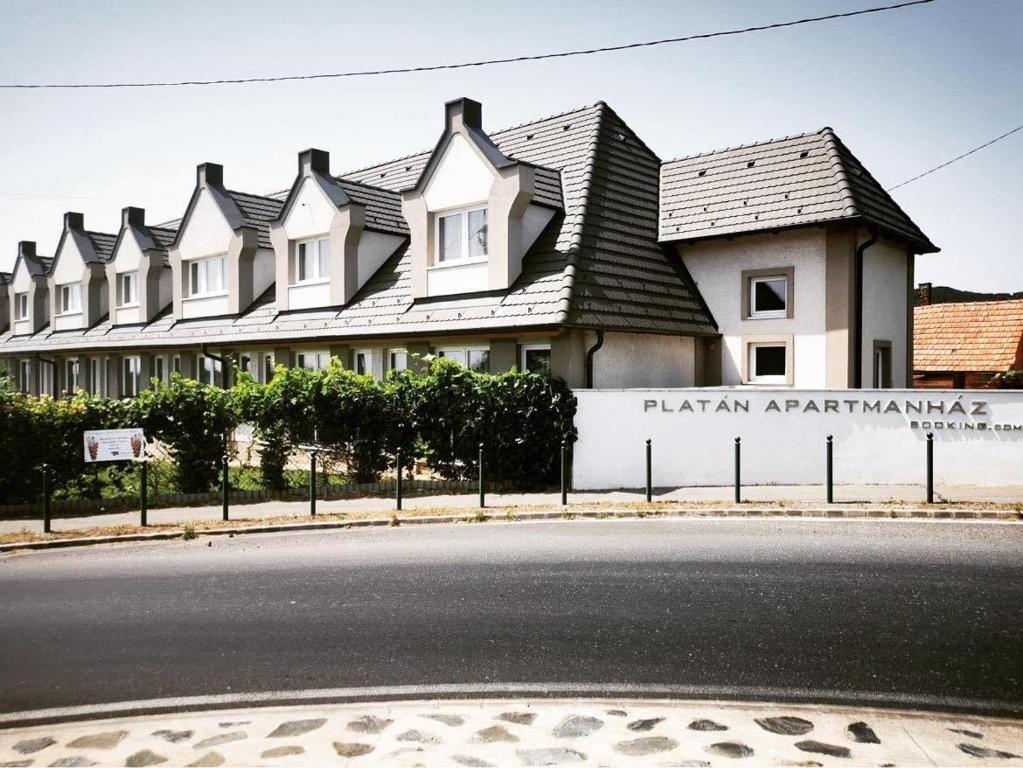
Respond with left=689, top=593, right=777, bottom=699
left=83, top=428, right=146, bottom=463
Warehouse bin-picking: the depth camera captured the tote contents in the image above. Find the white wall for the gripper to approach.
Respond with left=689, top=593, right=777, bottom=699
left=427, top=259, right=489, bottom=295
left=177, top=190, right=235, bottom=261
left=574, top=388, right=1023, bottom=489
left=594, top=332, right=696, bottom=388
left=281, top=178, right=335, bottom=241
left=288, top=281, right=330, bottom=310
left=861, top=237, right=908, bottom=386
left=423, top=134, right=494, bottom=211
left=681, top=228, right=827, bottom=387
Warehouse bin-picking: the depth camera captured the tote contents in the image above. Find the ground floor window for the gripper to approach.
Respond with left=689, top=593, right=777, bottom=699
left=296, top=351, right=329, bottom=371
left=19, top=359, right=31, bottom=393
left=123, top=356, right=141, bottom=397
left=520, top=344, right=552, bottom=376
left=873, top=340, right=893, bottom=389
left=154, top=355, right=170, bottom=384
left=197, top=355, right=223, bottom=387
left=40, top=363, right=53, bottom=397
left=388, top=349, right=408, bottom=373
left=263, top=353, right=275, bottom=383
left=64, top=358, right=80, bottom=393
left=354, top=349, right=372, bottom=377
left=745, top=338, right=792, bottom=386
left=91, top=358, right=106, bottom=396
left=438, top=347, right=490, bottom=373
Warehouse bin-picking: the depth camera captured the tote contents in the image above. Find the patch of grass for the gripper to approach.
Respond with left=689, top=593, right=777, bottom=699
left=560, top=511, right=577, bottom=520
left=181, top=524, right=198, bottom=541
left=388, top=514, right=400, bottom=527
left=468, top=509, right=488, bottom=523
left=504, top=510, right=517, bottom=522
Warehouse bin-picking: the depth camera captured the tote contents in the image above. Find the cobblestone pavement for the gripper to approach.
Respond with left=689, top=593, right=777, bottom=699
left=2, top=483, right=1022, bottom=535
left=1, top=699, right=1021, bottom=766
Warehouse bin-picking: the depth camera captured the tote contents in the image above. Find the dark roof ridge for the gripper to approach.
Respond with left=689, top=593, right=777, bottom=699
left=663, top=128, right=825, bottom=164
left=554, top=102, right=608, bottom=321
left=819, top=127, right=858, bottom=218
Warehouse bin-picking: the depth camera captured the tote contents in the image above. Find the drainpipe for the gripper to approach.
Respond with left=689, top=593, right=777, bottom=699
left=853, top=227, right=879, bottom=389
left=585, top=330, right=605, bottom=389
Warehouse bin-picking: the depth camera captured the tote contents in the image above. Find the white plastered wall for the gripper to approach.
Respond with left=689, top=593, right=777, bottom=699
left=861, top=237, right=909, bottom=387
left=111, top=234, right=142, bottom=325
left=51, top=238, right=86, bottom=331
left=680, top=228, right=827, bottom=388
left=177, top=189, right=234, bottom=318
left=10, top=263, right=35, bottom=335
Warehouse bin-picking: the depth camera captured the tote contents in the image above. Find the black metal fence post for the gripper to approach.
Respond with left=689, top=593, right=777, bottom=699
left=309, top=449, right=317, bottom=517
left=478, top=442, right=485, bottom=509
left=560, top=439, right=568, bottom=506
left=395, top=447, right=403, bottom=512
left=221, top=434, right=230, bottom=522
left=41, top=463, right=51, bottom=534
left=826, top=435, right=834, bottom=504
left=734, top=437, right=741, bottom=504
left=926, top=432, right=934, bottom=504
left=139, top=459, right=148, bottom=527
left=645, top=439, right=652, bottom=503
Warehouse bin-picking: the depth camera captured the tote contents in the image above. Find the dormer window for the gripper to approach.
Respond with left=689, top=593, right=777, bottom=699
left=15, top=293, right=28, bottom=320
left=294, top=237, right=330, bottom=284
left=118, top=272, right=138, bottom=307
left=189, top=256, right=226, bottom=297
left=58, top=283, right=81, bottom=315
left=438, top=207, right=488, bottom=263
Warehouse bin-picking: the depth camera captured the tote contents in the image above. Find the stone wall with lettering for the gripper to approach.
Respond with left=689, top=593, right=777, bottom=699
left=573, top=388, right=1023, bottom=489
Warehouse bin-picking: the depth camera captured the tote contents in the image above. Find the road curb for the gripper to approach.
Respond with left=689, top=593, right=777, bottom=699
left=1, top=505, right=1019, bottom=553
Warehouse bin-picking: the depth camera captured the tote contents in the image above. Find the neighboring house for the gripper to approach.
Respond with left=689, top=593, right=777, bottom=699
left=1, top=98, right=935, bottom=396
left=914, top=297, right=1023, bottom=388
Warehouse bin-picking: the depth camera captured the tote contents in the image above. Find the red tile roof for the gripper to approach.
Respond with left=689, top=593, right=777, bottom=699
left=914, top=299, right=1023, bottom=373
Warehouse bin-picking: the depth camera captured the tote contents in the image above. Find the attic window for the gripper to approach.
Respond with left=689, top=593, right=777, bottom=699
left=800, top=151, right=809, bottom=159
left=747, top=160, right=756, bottom=168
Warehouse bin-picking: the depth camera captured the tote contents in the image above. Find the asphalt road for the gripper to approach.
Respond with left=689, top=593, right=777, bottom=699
left=2, top=519, right=1021, bottom=716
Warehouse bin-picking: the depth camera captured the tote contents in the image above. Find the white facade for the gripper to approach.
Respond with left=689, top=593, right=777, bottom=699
left=861, top=237, right=910, bottom=387
left=176, top=189, right=235, bottom=319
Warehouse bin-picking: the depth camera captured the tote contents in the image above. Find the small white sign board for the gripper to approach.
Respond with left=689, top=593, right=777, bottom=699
left=84, top=428, right=145, bottom=463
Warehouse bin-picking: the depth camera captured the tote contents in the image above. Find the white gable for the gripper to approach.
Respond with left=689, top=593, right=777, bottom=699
left=178, top=188, right=235, bottom=260
left=423, top=133, right=495, bottom=211
left=113, top=231, right=145, bottom=273
left=52, top=236, right=87, bottom=284
left=11, top=261, right=33, bottom=292
left=282, top=177, right=337, bottom=241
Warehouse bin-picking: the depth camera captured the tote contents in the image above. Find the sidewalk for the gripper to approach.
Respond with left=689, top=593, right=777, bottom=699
left=1, top=697, right=1020, bottom=766
left=2, top=484, right=1022, bottom=536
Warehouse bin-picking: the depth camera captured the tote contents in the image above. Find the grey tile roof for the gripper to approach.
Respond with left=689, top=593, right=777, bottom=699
left=336, top=179, right=408, bottom=235
left=659, top=128, right=937, bottom=253
left=84, top=230, right=118, bottom=262
left=224, top=191, right=284, bottom=250
left=0, top=101, right=718, bottom=354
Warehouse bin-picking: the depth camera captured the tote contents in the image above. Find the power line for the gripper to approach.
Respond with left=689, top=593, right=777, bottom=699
left=1, top=0, right=934, bottom=90
left=887, top=123, right=1023, bottom=191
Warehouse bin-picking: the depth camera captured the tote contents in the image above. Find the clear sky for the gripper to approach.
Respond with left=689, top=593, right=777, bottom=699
left=0, top=0, right=1020, bottom=290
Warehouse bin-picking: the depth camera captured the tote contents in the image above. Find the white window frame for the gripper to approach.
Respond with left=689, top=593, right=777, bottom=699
left=64, top=358, right=80, bottom=393
left=296, top=351, right=329, bottom=372
left=154, top=355, right=168, bottom=384
left=58, top=283, right=82, bottom=315
left=749, top=276, right=788, bottom=319
left=292, top=237, right=330, bottom=285
left=748, top=342, right=788, bottom=385
left=118, top=271, right=139, bottom=307
left=520, top=344, right=552, bottom=375
left=187, top=255, right=227, bottom=298
left=354, top=349, right=372, bottom=377
left=388, top=349, right=408, bottom=372
left=123, top=356, right=141, bottom=397
left=15, top=293, right=29, bottom=320
left=197, top=355, right=224, bottom=387
left=438, top=346, right=491, bottom=372
left=40, top=363, right=53, bottom=397
left=435, top=206, right=488, bottom=265
left=91, top=358, right=106, bottom=396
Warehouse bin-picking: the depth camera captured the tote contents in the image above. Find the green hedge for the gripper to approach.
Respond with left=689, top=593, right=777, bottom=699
left=0, top=359, right=576, bottom=504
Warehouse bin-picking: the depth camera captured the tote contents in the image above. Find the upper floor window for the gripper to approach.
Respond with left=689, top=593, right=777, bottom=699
left=743, top=267, right=793, bottom=320
left=59, top=283, right=81, bottom=315
left=118, top=272, right=138, bottom=306
left=189, top=256, right=226, bottom=297
left=294, top=238, right=330, bottom=284
left=15, top=293, right=28, bottom=320
left=438, top=346, right=490, bottom=373
left=437, top=207, right=488, bottom=263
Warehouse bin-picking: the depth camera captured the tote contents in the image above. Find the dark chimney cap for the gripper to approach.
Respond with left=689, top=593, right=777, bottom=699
left=121, top=207, right=146, bottom=229
left=197, top=163, right=224, bottom=188
left=915, top=282, right=933, bottom=306
left=18, top=241, right=37, bottom=259
left=299, top=148, right=330, bottom=176
left=445, top=98, right=482, bottom=131
left=63, top=212, right=84, bottom=231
